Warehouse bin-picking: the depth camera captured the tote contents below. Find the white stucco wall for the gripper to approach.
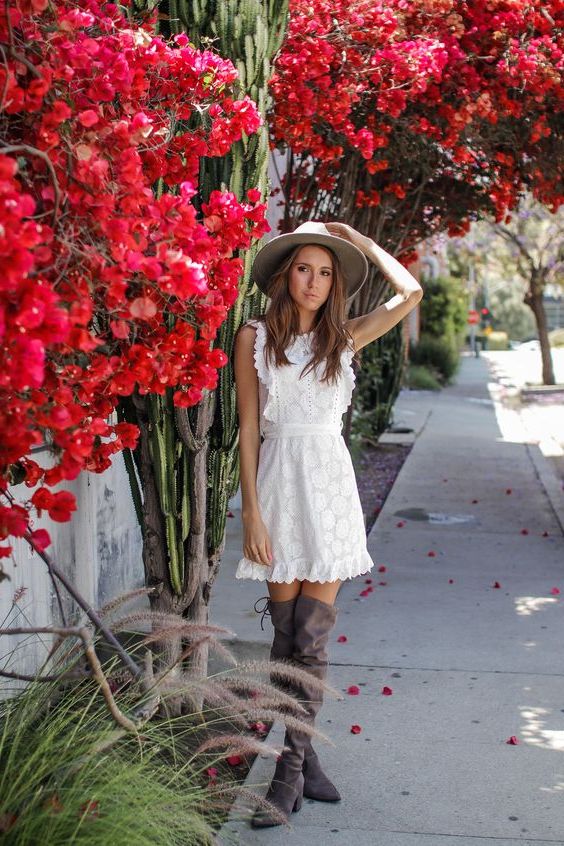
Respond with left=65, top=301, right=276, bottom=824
left=0, top=453, right=143, bottom=686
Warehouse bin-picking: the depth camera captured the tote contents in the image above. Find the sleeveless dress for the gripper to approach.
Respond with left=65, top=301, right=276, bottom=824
left=235, top=318, right=375, bottom=584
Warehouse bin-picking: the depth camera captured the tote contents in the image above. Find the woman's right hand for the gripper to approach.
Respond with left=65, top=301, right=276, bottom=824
left=242, top=513, right=273, bottom=566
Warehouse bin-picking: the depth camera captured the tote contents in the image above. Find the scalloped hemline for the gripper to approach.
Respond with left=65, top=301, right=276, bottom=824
left=234, top=554, right=375, bottom=583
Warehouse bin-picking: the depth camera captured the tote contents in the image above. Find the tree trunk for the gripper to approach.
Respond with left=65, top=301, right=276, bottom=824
left=131, top=391, right=216, bottom=715
left=524, top=275, right=555, bottom=385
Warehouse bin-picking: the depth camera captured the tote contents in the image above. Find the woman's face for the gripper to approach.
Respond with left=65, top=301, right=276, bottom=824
left=287, top=244, right=334, bottom=315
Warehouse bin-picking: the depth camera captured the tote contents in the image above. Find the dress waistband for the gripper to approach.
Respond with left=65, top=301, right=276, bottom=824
left=262, top=422, right=342, bottom=439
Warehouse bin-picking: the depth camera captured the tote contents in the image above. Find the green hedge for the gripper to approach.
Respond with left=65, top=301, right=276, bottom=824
left=408, top=275, right=466, bottom=384
left=409, top=333, right=460, bottom=382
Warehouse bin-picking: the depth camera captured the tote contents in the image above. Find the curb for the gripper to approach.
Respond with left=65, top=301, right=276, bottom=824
left=526, top=442, right=564, bottom=536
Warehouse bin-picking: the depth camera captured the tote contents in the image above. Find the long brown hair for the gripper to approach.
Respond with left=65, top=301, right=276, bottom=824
left=253, top=243, right=356, bottom=385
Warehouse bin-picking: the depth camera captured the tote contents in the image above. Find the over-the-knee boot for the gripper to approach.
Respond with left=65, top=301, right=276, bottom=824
left=252, top=596, right=305, bottom=828
left=254, top=595, right=341, bottom=804
left=291, top=594, right=341, bottom=802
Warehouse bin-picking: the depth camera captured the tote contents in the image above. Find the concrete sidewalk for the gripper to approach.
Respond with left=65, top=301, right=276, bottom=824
left=212, top=352, right=564, bottom=845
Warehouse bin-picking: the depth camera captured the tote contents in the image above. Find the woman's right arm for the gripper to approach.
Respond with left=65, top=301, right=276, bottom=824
left=233, top=324, right=273, bottom=566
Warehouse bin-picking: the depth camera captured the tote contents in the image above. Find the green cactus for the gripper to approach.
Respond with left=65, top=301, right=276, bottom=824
left=123, top=1, right=289, bottom=617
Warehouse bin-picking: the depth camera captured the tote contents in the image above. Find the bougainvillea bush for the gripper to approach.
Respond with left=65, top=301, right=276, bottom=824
left=0, top=1, right=269, bottom=557
left=270, top=0, right=563, bottom=259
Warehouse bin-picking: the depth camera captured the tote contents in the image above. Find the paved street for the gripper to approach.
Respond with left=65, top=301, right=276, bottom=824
left=213, top=352, right=564, bottom=845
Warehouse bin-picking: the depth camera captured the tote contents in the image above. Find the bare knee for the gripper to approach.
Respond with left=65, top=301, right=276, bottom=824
left=267, top=578, right=302, bottom=602
left=300, top=579, right=341, bottom=606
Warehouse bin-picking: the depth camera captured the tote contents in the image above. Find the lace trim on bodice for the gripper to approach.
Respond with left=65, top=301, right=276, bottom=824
left=247, top=319, right=356, bottom=428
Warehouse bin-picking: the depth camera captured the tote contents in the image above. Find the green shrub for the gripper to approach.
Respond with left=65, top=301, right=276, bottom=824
left=0, top=665, right=221, bottom=845
left=419, top=275, right=468, bottom=345
left=350, top=320, right=405, bottom=455
left=482, top=330, right=509, bottom=351
left=409, top=333, right=460, bottom=383
left=549, top=327, right=564, bottom=347
left=403, top=364, right=442, bottom=390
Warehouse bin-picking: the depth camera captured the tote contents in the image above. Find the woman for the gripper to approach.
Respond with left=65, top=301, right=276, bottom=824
left=233, top=220, right=423, bottom=827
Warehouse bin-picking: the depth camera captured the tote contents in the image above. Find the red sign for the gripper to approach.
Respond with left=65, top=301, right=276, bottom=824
left=467, top=310, right=479, bottom=325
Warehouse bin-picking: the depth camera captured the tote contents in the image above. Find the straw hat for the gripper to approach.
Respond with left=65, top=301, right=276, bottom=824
left=251, top=221, right=369, bottom=300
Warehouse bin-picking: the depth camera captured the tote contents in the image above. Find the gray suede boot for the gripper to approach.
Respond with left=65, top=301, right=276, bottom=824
left=253, top=597, right=341, bottom=825
left=252, top=596, right=306, bottom=827
left=291, top=593, right=341, bottom=802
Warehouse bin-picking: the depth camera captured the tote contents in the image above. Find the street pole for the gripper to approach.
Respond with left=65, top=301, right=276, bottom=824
left=468, top=261, right=478, bottom=356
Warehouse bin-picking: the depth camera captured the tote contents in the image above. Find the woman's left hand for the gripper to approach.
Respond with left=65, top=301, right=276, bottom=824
left=325, top=222, right=373, bottom=255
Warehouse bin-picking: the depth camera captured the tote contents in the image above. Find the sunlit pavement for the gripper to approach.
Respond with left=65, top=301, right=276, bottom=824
left=482, top=348, right=564, bottom=485
left=216, top=352, right=564, bottom=846
left=482, top=346, right=564, bottom=391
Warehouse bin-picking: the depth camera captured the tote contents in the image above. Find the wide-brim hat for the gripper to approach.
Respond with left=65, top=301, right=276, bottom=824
left=251, top=221, right=369, bottom=301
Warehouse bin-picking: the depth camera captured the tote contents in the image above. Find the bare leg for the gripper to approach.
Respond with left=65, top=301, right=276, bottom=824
left=300, top=578, right=341, bottom=606
left=267, top=578, right=302, bottom=602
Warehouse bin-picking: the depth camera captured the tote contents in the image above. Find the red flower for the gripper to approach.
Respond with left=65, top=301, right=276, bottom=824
left=382, top=686, right=393, bottom=696
left=550, top=587, right=560, bottom=596
left=506, top=736, right=519, bottom=745
left=226, top=755, right=243, bottom=766
left=29, top=528, right=51, bottom=552
left=31, top=488, right=53, bottom=511
left=350, top=725, right=362, bottom=734
left=48, top=491, right=77, bottom=523
left=520, top=528, right=529, bottom=535
left=347, top=685, right=360, bottom=695
left=249, top=721, right=269, bottom=735
left=396, top=521, right=405, bottom=528
left=0, top=8, right=267, bottom=552
left=79, top=799, right=99, bottom=819
left=493, top=581, right=501, bottom=589
left=427, top=550, right=436, bottom=557
left=337, top=635, right=348, bottom=643
left=378, top=565, right=386, bottom=573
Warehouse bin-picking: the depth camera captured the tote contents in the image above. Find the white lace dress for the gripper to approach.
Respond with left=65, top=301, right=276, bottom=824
left=235, top=319, right=375, bottom=584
